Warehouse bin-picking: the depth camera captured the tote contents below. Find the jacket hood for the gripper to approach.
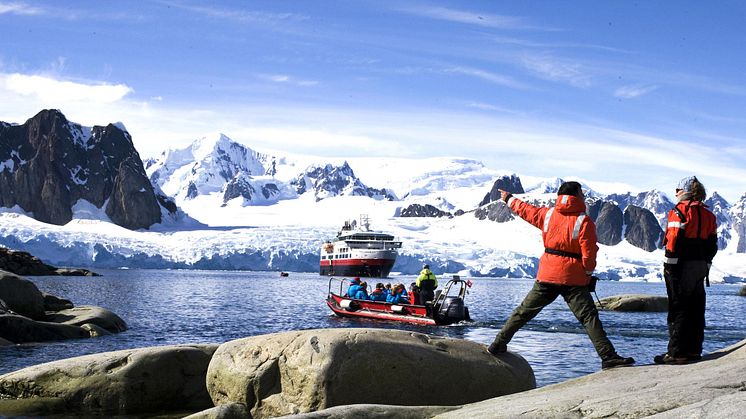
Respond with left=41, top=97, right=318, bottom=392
left=555, top=194, right=587, bottom=214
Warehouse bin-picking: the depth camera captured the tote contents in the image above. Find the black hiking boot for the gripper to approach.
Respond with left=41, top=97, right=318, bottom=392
left=653, top=353, right=689, bottom=365
left=487, top=340, right=507, bottom=356
left=601, top=354, right=635, bottom=369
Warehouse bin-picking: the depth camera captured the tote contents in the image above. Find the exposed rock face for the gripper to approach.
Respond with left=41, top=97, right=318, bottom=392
left=0, top=345, right=218, bottom=417
left=705, top=191, right=732, bottom=250
left=400, top=203, right=452, bottom=218
left=623, top=205, right=664, bottom=251
left=474, top=200, right=514, bottom=223
left=479, top=174, right=524, bottom=207
left=185, top=403, right=252, bottom=419
left=0, top=314, right=91, bottom=343
left=739, top=285, right=746, bottom=296
left=0, top=247, right=98, bottom=276
left=0, top=110, right=167, bottom=229
left=291, top=162, right=397, bottom=201
left=732, top=193, right=746, bottom=253
left=206, top=328, right=535, bottom=418
left=606, top=189, right=673, bottom=229
left=587, top=200, right=623, bottom=246
left=596, top=294, right=668, bottom=312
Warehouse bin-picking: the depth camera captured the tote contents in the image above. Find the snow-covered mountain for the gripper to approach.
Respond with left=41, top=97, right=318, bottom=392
left=2, top=115, right=745, bottom=282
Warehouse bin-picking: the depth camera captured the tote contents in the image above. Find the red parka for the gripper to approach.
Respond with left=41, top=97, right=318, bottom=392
left=508, top=194, right=598, bottom=286
left=663, top=200, right=717, bottom=267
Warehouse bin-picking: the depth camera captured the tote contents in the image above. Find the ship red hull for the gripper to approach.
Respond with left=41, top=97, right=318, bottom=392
left=319, top=258, right=395, bottom=278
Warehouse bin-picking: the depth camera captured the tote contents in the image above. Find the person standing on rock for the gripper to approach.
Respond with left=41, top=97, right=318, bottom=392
left=487, top=181, right=635, bottom=370
left=655, top=176, right=718, bottom=365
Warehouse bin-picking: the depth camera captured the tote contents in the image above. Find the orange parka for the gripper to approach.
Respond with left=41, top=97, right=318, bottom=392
left=508, top=194, right=598, bottom=286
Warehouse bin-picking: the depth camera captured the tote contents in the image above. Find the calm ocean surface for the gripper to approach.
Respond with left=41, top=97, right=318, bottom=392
left=1, top=270, right=744, bottom=386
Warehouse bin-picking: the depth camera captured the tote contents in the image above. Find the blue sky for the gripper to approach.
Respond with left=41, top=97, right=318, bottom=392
left=2, top=1, right=746, bottom=201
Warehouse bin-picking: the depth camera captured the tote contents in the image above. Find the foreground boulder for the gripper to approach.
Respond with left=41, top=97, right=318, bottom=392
left=293, top=338, right=746, bottom=418
left=596, top=293, right=668, bottom=312
left=45, top=305, right=127, bottom=333
left=206, top=328, right=535, bottom=418
left=739, top=285, right=746, bottom=296
left=0, top=270, right=46, bottom=320
left=0, top=270, right=126, bottom=343
left=0, top=247, right=98, bottom=276
left=0, top=344, right=219, bottom=417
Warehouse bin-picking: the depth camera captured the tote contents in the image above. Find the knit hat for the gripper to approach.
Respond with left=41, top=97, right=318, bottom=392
left=677, top=176, right=697, bottom=193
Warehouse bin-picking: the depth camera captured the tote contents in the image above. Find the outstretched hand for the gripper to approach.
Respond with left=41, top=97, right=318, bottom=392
left=498, top=189, right=512, bottom=203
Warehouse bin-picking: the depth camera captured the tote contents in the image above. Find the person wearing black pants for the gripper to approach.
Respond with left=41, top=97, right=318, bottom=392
left=657, top=176, right=717, bottom=364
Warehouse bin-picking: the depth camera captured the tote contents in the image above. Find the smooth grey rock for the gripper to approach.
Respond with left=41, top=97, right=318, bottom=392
left=206, top=328, right=535, bottom=419
left=185, top=403, right=252, bottom=419
left=597, top=294, right=668, bottom=312
left=739, top=285, right=746, bottom=296
left=81, top=323, right=111, bottom=337
left=0, top=313, right=90, bottom=343
left=430, top=338, right=746, bottom=419
left=0, top=344, right=219, bottom=417
left=0, top=337, right=13, bottom=346
left=42, top=292, right=74, bottom=311
left=45, top=305, right=127, bottom=333
left=0, top=246, right=98, bottom=276
left=278, top=404, right=458, bottom=419
left=0, top=270, right=45, bottom=320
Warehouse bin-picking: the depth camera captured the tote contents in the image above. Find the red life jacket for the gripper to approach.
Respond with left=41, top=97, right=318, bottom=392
left=663, top=200, right=717, bottom=265
left=508, top=194, right=598, bottom=286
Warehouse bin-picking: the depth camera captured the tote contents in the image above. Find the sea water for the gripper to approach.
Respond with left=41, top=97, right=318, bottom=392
left=1, top=270, right=744, bottom=386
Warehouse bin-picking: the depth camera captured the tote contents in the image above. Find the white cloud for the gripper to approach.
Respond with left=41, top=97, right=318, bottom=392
left=399, top=6, right=545, bottom=31
left=259, top=73, right=319, bottom=87
left=614, top=84, right=658, bottom=99
left=520, top=54, right=592, bottom=88
left=1, top=73, right=133, bottom=104
left=0, top=1, right=43, bottom=15
left=444, top=66, right=529, bottom=90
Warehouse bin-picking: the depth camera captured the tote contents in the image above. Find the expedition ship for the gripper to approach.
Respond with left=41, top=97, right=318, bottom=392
left=319, top=215, right=402, bottom=278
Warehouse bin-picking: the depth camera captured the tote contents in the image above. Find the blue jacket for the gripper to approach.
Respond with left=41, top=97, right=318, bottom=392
left=352, top=288, right=369, bottom=300
left=369, top=289, right=387, bottom=301
left=346, top=284, right=363, bottom=298
left=387, top=291, right=410, bottom=304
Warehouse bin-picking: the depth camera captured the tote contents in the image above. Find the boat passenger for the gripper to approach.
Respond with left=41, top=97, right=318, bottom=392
left=345, top=277, right=362, bottom=298
left=352, top=281, right=369, bottom=300
left=387, top=283, right=410, bottom=304
left=409, top=282, right=422, bottom=305
left=417, top=264, right=438, bottom=304
left=369, top=283, right=387, bottom=301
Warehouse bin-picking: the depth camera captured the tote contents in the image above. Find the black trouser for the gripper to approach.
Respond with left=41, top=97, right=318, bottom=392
left=664, top=260, right=707, bottom=357
left=419, top=281, right=436, bottom=304
left=495, top=281, right=616, bottom=360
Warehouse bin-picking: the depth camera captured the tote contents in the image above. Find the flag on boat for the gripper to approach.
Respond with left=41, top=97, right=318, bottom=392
left=465, top=279, right=473, bottom=288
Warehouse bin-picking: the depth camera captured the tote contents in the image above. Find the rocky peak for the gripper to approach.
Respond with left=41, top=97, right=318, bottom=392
left=291, top=161, right=396, bottom=201
left=606, top=189, right=673, bottom=229
left=147, top=133, right=268, bottom=199
left=0, top=109, right=166, bottom=229
left=731, top=194, right=746, bottom=253
left=479, top=174, right=525, bottom=207
left=705, top=191, right=732, bottom=250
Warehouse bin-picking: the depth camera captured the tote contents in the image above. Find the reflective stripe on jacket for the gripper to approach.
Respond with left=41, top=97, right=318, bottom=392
left=416, top=269, right=438, bottom=288
left=507, top=194, right=598, bottom=286
left=663, top=200, right=717, bottom=266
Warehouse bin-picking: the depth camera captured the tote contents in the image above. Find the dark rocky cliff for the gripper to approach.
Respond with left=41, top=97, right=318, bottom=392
left=479, top=174, right=525, bottom=207
left=0, top=110, right=167, bottom=229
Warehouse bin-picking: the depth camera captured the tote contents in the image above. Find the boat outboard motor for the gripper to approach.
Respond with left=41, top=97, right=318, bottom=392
left=437, top=296, right=466, bottom=322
